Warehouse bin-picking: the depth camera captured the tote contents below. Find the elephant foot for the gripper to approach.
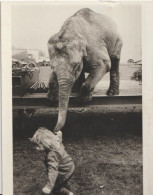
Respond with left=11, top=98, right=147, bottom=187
left=77, top=93, right=92, bottom=103
left=47, top=91, right=58, bottom=101
left=106, top=88, right=119, bottom=96
left=78, top=83, right=93, bottom=102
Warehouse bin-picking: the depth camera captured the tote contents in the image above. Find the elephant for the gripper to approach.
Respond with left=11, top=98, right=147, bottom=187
left=47, top=8, right=123, bottom=133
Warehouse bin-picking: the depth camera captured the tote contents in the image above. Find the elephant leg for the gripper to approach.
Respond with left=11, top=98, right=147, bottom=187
left=72, top=70, right=85, bottom=93
left=79, top=60, right=110, bottom=102
left=47, top=71, right=59, bottom=101
left=107, top=38, right=122, bottom=96
left=107, top=57, right=120, bottom=96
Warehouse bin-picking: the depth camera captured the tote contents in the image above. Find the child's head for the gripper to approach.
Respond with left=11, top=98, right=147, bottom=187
left=29, top=127, right=62, bottom=151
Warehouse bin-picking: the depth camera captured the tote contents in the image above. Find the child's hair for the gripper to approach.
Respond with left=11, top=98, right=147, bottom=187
left=30, top=127, right=62, bottom=150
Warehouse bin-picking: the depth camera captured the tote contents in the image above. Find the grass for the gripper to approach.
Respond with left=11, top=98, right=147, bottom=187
left=13, top=135, right=142, bottom=195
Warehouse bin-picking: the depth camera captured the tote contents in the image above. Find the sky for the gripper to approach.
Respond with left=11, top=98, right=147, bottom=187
left=12, top=2, right=142, bottom=63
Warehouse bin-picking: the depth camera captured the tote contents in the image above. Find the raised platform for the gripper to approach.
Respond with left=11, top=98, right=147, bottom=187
left=13, top=64, right=142, bottom=109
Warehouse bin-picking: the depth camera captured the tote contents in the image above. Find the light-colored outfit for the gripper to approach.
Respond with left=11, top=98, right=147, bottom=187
left=44, top=143, right=75, bottom=192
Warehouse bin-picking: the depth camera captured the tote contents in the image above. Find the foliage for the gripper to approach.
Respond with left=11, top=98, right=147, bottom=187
left=131, top=67, right=142, bottom=81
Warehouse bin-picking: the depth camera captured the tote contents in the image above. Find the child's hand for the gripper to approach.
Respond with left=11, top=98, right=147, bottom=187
left=56, top=131, right=62, bottom=137
left=42, top=186, right=51, bottom=194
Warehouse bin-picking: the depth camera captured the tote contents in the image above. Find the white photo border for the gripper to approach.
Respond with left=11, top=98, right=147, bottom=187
left=1, top=1, right=153, bottom=195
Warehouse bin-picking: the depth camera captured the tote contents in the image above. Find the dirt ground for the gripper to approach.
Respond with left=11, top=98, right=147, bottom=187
left=13, top=134, right=142, bottom=195
left=13, top=113, right=142, bottom=195
left=13, top=110, right=142, bottom=195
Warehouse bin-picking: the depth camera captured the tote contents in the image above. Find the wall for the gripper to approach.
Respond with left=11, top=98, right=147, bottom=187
left=112, top=4, right=141, bottom=63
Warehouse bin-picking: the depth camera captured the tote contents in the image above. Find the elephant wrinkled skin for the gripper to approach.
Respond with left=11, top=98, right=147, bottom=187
left=47, top=8, right=123, bottom=132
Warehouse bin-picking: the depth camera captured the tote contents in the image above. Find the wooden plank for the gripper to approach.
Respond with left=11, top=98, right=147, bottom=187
left=13, top=95, right=142, bottom=109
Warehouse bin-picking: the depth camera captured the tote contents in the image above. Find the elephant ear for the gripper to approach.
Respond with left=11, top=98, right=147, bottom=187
left=77, top=34, right=88, bottom=57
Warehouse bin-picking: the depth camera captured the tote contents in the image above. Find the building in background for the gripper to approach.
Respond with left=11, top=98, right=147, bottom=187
left=12, top=48, right=49, bottom=64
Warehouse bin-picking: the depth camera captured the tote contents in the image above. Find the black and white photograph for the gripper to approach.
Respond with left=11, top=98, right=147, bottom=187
left=1, top=1, right=153, bottom=195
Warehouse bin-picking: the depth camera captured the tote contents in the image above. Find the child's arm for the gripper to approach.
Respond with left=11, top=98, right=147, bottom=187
left=42, top=151, right=59, bottom=194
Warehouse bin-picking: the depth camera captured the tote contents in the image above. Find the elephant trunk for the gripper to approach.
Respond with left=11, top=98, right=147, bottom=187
left=54, top=75, right=74, bottom=133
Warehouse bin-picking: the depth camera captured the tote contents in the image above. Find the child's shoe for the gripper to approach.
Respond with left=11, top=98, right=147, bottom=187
left=42, top=186, right=51, bottom=194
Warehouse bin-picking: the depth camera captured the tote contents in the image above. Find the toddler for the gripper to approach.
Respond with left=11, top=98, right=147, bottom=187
left=30, top=127, right=75, bottom=195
